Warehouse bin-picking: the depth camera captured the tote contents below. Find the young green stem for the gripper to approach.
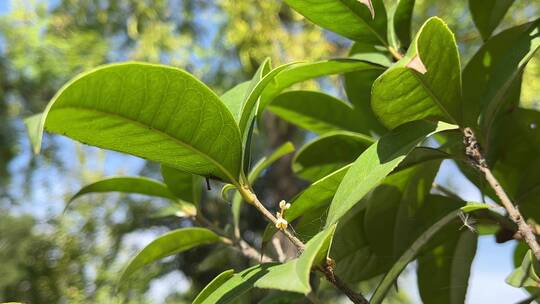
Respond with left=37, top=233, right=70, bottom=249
left=463, top=127, right=540, bottom=260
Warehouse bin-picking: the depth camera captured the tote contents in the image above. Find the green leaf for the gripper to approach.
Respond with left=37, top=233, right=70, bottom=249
left=417, top=230, right=478, bottom=304
left=344, top=44, right=391, bottom=135
left=221, top=81, right=251, bottom=123
left=391, top=0, right=415, bottom=47
left=238, top=61, right=295, bottom=139
left=160, top=165, right=202, bottom=205
left=292, top=131, right=373, bottom=181
left=370, top=208, right=461, bottom=304
left=33, top=62, right=242, bottom=183
left=326, top=120, right=458, bottom=226
left=286, top=165, right=349, bottom=223
left=192, top=269, right=235, bottom=304
left=395, top=147, right=452, bottom=172
left=462, top=19, right=540, bottom=133
left=254, top=226, right=336, bottom=294
left=192, top=264, right=276, bottom=304
left=268, top=91, right=363, bottom=134
left=283, top=0, right=388, bottom=45
left=469, top=0, right=515, bottom=41
left=194, top=227, right=336, bottom=303
left=259, top=58, right=385, bottom=118
left=119, top=227, right=220, bottom=285
left=461, top=203, right=491, bottom=213
left=372, top=17, right=462, bottom=129
left=69, top=176, right=176, bottom=203
left=507, top=250, right=540, bottom=288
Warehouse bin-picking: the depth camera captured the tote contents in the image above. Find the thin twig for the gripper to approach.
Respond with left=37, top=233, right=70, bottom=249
left=237, top=186, right=368, bottom=304
left=193, top=213, right=272, bottom=263
left=432, top=183, right=461, bottom=200
left=463, top=127, right=540, bottom=260
left=272, top=237, right=287, bottom=262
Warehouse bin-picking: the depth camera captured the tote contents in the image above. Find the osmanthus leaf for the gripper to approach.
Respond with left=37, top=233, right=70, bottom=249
left=221, top=81, right=251, bottom=123
left=192, top=264, right=274, bottom=304
left=462, top=18, right=540, bottom=134
left=469, top=0, right=515, bottom=41
left=394, top=147, right=452, bottom=172
left=31, top=62, right=243, bottom=183
left=389, top=0, right=415, bottom=48
left=193, top=227, right=337, bottom=303
left=283, top=0, right=387, bottom=45
left=286, top=165, right=350, bottom=224
left=69, top=176, right=177, bottom=203
left=292, top=131, right=373, bottom=182
left=160, top=165, right=202, bottom=205
left=331, top=161, right=458, bottom=284
left=507, top=250, right=540, bottom=288
left=258, top=58, right=386, bottom=118
left=119, top=228, right=221, bottom=286
left=254, top=225, right=337, bottom=293
left=344, top=44, right=392, bottom=135
left=460, top=203, right=491, bottom=213
left=486, top=109, right=540, bottom=221
left=326, top=120, right=458, bottom=227
left=417, top=230, right=478, bottom=304
left=268, top=91, right=364, bottom=135
left=24, top=113, right=43, bottom=151
left=238, top=60, right=296, bottom=139
left=370, top=204, right=463, bottom=304
left=371, top=17, right=462, bottom=129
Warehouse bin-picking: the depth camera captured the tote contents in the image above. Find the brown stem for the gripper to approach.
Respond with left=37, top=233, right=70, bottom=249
left=317, top=260, right=368, bottom=304
left=463, top=127, right=540, bottom=260
left=193, top=213, right=272, bottom=263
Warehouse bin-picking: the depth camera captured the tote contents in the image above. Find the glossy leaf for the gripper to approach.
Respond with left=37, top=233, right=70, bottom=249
left=286, top=165, right=349, bottom=223
left=469, top=0, right=515, bottom=41
left=370, top=209, right=461, bottom=304
left=461, top=203, right=491, bottom=213
left=391, top=0, right=415, bottom=47
left=192, top=264, right=276, bottom=304
left=344, top=44, right=390, bottom=135
left=221, top=81, right=250, bottom=123
left=507, top=250, right=540, bottom=288
left=326, top=120, right=458, bottom=226
left=161, top=165, right=202, bottom=205
left=292, top=131, right=373, bottom=181
left=254, top=226, right=336, bottom=293
left=462, top=19, right=540, bottom=133
left=372, top=17, right=462, bottom=129
left=268, top=91, right=363, bottom=134
left=238, top=61, right=296, bottom=139
left=119, top=228, right=220, bottom=285
left=283, top=0, right=387, bottom=44
left=32, top=62, right=242, bottom=183
left=259, top=58, right=385, bottom=117
left=417, top=230, right=478, bottom=304
left=194, top=227, right=336, bottom=303
left=69, top=176, right=176, bottom=203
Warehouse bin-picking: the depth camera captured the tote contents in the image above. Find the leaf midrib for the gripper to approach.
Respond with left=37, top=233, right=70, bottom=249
left=339, top=0, right=387, bottom=46
left=51, top=106, right=239, bottom=184
left=410, top=70, right=458, bottom=125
